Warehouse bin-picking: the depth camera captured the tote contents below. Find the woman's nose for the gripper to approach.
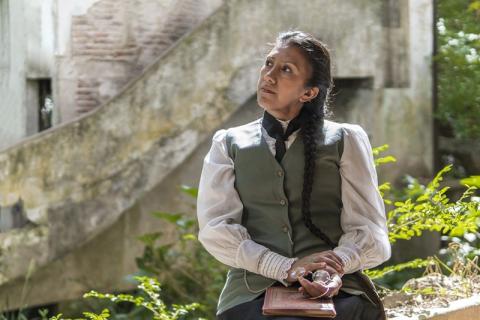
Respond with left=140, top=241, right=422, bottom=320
left=263, top=68, right=276, bottom=84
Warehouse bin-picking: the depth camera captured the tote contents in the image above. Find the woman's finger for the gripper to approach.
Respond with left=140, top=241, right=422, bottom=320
left=324, top=251, right=344, bottom=267
left=312, top=256, right=343, bottom=273
left=324, top=275, right=343, bottom=297
left=322, top=265, right=339, bottom=276
left=309, top=251, right=344, bottom=270
left=298, top=276, right=315, bottom=297
left=298, top=276, right=328, bottom=298
left=305, top=262, right=326, bottom=271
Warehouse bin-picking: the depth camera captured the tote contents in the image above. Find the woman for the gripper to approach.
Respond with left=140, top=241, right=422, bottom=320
left=196, top=30, right=391, bottom=319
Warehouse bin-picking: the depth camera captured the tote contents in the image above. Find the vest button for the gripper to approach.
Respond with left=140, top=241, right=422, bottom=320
left=277, top=170, right=284, bottom=177
left=282, top=225, right=288, bottom=233
left=280, top=199, right=286, bottom=206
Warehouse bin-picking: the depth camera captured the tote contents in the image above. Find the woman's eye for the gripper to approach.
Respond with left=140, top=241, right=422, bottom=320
left=265, top=60, right=273, bottom=66
left=282, top=66, right=291, bottom=73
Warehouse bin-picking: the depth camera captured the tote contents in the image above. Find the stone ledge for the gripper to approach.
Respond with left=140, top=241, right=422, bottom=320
left=388, top=294, right=480, bottom=320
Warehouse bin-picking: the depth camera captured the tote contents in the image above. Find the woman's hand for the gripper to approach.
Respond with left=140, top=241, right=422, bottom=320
left=298, top=273, right=342, bottom=299
left=286, top=251, right=344, bottom=283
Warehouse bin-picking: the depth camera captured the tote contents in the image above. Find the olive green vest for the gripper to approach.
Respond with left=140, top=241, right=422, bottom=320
left=217, top=118, right=368, bottom=315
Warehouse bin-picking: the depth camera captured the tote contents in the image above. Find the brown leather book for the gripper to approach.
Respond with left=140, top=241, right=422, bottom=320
left=262, top=286, right=336, bottom=318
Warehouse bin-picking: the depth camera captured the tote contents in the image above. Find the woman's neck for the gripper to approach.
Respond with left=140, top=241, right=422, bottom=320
left=265, top=105, right=302, bottom=121
left=276, top=118, right=290, bottom=133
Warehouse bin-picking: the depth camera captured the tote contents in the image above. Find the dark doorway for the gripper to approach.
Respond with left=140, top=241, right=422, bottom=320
left=38, top=79, right=53, bottom=131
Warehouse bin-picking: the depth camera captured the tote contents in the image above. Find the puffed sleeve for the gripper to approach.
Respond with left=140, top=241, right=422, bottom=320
left=197, top=129, right=297, bottom=283
left=332, top=124, right=391, bottom=274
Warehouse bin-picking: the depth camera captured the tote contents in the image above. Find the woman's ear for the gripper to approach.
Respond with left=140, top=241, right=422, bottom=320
left=300, top=86, right=319, bottom=103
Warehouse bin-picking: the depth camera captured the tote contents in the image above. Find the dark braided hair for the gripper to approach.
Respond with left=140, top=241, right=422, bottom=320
left=275, top=30, right=336, bottom=248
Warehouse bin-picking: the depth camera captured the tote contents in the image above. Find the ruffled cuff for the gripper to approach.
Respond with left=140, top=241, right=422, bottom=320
left=258, top=251, right=298, bottom=286
left=333, top=245, right=361, bottom=275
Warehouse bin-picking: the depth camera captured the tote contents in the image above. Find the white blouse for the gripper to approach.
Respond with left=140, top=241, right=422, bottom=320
left=196, top=118, right=391, bottom=286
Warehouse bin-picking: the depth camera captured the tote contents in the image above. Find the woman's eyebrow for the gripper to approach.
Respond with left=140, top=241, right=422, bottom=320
left=284, top=61, right=300, bottom=71
left=266, top=56, right=300, bottom=68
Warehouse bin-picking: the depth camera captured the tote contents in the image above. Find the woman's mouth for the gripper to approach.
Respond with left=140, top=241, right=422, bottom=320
left=261, top=87, right=276, bottom=94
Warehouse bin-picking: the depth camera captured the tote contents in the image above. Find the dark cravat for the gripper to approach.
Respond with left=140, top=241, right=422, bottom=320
left=262, top=109, right=306, bottom=162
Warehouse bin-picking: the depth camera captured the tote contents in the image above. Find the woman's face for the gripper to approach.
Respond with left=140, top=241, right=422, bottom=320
left=257, top=43, right=319, bottom=120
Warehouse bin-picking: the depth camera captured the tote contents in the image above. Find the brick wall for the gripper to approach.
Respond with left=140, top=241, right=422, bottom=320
left=58, top=0, right=221, bottom=118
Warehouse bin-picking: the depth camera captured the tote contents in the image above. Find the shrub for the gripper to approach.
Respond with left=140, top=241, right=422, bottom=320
left=435, top=0, right=480, bottom=140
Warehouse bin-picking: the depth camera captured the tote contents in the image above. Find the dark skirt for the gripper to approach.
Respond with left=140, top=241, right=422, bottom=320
left=216, top=290, right=382, bottom=320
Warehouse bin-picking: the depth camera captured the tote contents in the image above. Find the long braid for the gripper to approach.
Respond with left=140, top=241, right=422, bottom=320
left=276, top=30, right=336, bottom=248
left=300, top=106, right=336, bottom=249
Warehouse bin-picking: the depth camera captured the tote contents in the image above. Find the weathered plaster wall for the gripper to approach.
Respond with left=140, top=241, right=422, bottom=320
left=380, top=0, right=434, bottom=181
left=0, top=0, right=434, bottom=309
left=332, top=0, right=434, bottom=182
left=0, top=0, right=27, bottom=151
left=0, top=0, right=55, bottom=151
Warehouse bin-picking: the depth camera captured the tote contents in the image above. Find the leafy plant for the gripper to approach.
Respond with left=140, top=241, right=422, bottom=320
left=135, top=185, right=227, bottom=319
left=461, top=175, right=480, bottom=188
left=435, top=0, right=480, bottom=140
left=366, top=259, right=431, bottom=281
left=365, top=146, right=480, bottom=289
left=386, top=165, right=479, bottom=243
left=50, top=309, right=110, bottom=320
left=373, top=144, right=480, bottom=244
left=49, top=277, right=200, bottom=320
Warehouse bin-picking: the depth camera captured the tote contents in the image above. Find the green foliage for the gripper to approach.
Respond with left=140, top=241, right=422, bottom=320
left=49, top=277, right=200, bottom=320
left=365, top=258, right=431, bottom=280
left=435, top=0, right=480, bottom=139
left=384, top=164, right=480, bottom=243
left=372, top=144, right=397, bottom=168
left=50, top=309, right=110, bottom=320
left=179, top=185, right=198, bottom=198
left=365, top=145, right=480, bottom=290
left=372, top=145, right=397, bottom=206
left=461, top=175, right=480, bottom=188
left=135, top=188, right=227, bottom=319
